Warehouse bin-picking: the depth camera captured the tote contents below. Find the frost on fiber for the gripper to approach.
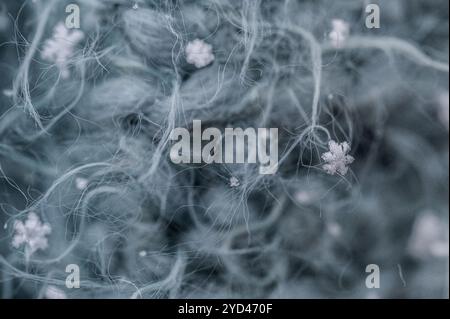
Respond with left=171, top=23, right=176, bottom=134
left=0, top=0, right=448, bottom=299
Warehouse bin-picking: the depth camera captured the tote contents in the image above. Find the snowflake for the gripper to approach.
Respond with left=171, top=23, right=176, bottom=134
left=229, top=176, right=240, bottom=187
left=328, top=19, right=350, bottom=48
left=12, top=212, right=52, bottom=256
left=45, top=286, right=67, bottom=299
left=408, top=211, right=449, bottom=259
left=41, top=23, right=84, bottom=79
left=321, top=140, right=354, bottom=175
left=185, top=39, right=215, bottom=68
left=2, top=89, right=13, bottom=97
left=75, top=177, right=88, bottom=190
left=0, top=6, right=9, bottom=32
left=295, top=190, right=315, bottom=204
left=438, top=91, right=449, bottom=129
left=327, top=222, right=342, bottom=238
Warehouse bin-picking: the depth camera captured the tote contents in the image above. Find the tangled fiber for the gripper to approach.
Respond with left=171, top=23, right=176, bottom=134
left=0, top=0, right=448, bottom=298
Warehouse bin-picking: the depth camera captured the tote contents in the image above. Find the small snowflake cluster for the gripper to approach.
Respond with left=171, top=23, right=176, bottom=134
left=185, top=39, right=215, bottom=69
left=41, top=23, right=84, bottom=79
left=329, top=19, right=350, bottom=48
left=229, top=176, right=240, bottom=187
left=44, top=286, right=67, bottom=299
